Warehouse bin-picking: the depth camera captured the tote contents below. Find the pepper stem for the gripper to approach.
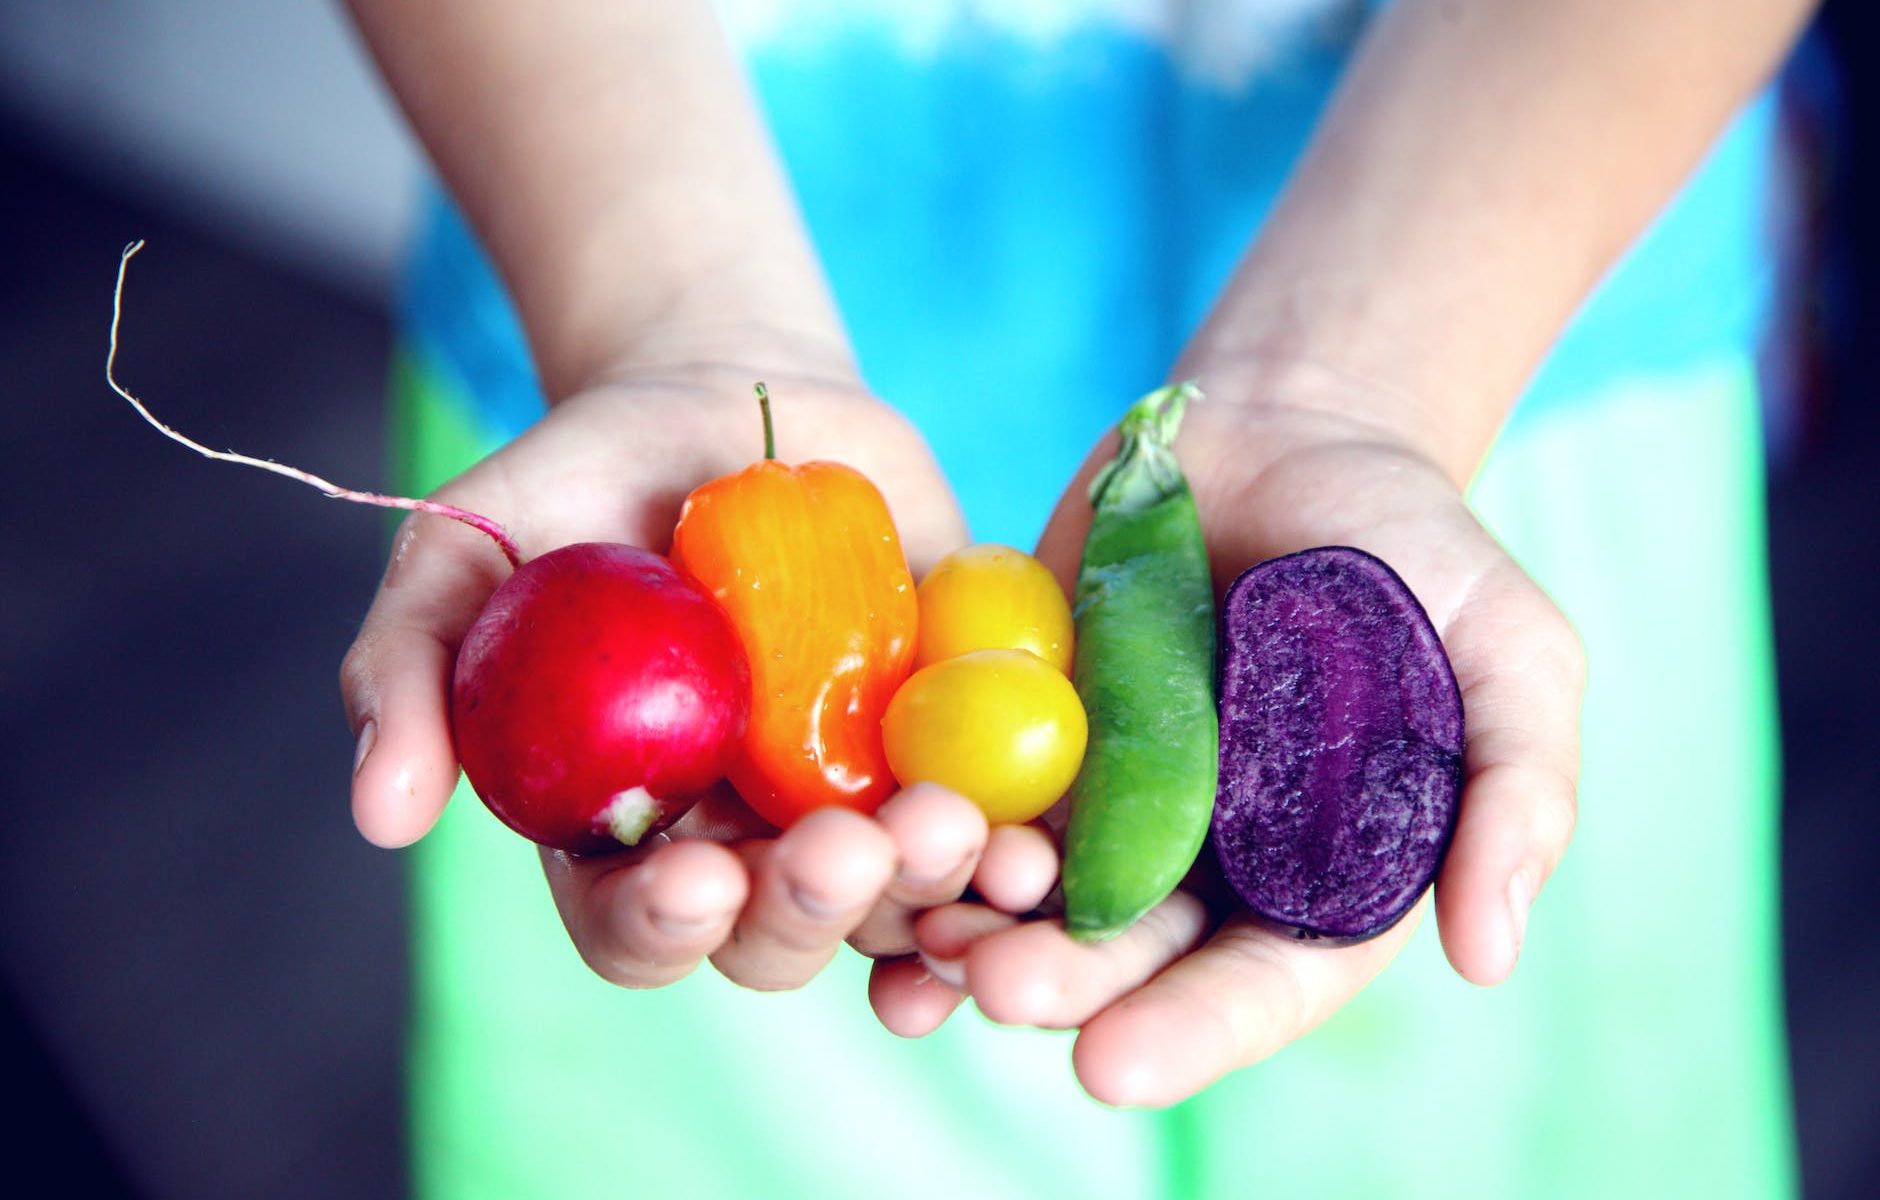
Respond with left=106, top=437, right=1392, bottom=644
left=756, top=382, right=776, bottom=460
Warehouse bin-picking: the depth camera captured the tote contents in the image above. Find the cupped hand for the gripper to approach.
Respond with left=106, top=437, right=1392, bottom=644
left=875, top=390, right=1585, bottom=1105
left=339, top=366, right=987, bottom=991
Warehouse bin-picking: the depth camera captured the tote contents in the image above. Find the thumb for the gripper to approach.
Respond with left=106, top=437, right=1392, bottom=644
left=339, top=512, right=512, bottom=847
left=1032, top=430, right=1118, bottom=596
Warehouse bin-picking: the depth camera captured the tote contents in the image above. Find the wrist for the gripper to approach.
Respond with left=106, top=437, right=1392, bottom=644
left=552, top=346, right=893, bottom=465
left=526, top=226, right=860, bottom=402
left=1177, top=307, right=1500, bottom=490
left=575, top=312, right=862, bottom=402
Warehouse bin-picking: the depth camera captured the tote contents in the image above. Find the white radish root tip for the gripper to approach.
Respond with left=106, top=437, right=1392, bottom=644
left=106, top=240, right=522, bottom=569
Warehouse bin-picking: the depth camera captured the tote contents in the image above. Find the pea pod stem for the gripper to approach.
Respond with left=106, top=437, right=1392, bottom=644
left=1062, top=384, right=1220, bottom=943
left=1086, top=381, right=1198, bottom=510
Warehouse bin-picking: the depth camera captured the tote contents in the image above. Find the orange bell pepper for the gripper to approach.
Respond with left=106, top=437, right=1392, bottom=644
left=671, top=387, right=917, bottom=828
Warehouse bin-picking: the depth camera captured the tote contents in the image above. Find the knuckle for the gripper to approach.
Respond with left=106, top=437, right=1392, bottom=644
left=574, top=939, right=643, bottom=988
left=766, top=917, right=850, bottom=956
left=1207, top=929, right=1304, bottom=1061
left=849, top=930, right=915, bottom=959
left=1139, top=892, right=1206, bottom=959
left=888, top=872, right=965, bottom=910
left=1548, top=620, right=1589, bottom=694
left=847, top=904, right=916, bottom=958
left=337, top=636, right=378, bottom=716
left=1535, top=765, right=1579, bottom=868
left=1474, top=759, right=1579, bottom=860
left=1524, top=596, right=1587, bottom=693
left=562, top=876, right=673, bottom=990
left=747, top=897, right=861, bottom=963
left=1515, top=754, right=1579, bottom=841
left=577, top=936, right=687, bottom=991
left=710, top=945, right=826, bottom=993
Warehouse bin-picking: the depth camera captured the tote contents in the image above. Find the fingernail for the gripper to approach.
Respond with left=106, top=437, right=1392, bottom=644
left=788, top=883, right=847, bottom=920
left=1507, top=868, right=1535, bottom=963
left=649, top=909, right=722, bottom=940
left=352, top=720, right=377, bottom=778
left=918, top=950, right=966, bottom=991
left=898, top=850, right=971, bottom=889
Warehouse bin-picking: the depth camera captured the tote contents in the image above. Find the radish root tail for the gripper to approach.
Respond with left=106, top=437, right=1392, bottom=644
left=106, top=240, right=523, bottom=569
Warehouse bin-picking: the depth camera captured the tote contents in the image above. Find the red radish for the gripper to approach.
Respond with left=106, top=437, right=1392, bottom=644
left=452, top=543, right=749, bottom=851
left=106, top=241, right=749, bottom=852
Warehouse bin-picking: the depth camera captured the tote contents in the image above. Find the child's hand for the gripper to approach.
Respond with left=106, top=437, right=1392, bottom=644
left=865, top=819, right=1064, bottom=1035
left=541, top=779, right=990, bottom=991
left=339, top=368, right=988, bottom=990
left=872, top=391, right=1585, bottom=1104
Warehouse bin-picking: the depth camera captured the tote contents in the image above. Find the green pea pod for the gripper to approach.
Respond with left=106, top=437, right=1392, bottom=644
left=1062, top=383, right=1218, bottom=943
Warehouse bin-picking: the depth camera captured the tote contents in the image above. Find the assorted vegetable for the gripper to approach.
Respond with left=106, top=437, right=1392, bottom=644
left=1061, top=385, right=1219, bottom=944
left=879, top=541, right=1085, bottom=823
left=451, top=543, right=751, bottom=852
left=113, top=241, right=1464, bottom=958
left=882, top=648, right=1087, bottom=825
left=670, top=387, right=918, bottom=829
left=1210, top=547, right=1463, bottom=942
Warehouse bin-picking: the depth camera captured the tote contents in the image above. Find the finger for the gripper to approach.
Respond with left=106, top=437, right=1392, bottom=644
left=541, top=837, right=750, bottom=988
left=876, top=489, right=969, bottom=582
left=662, top=783, right=781, bottom=844
left=1072, top=910, right=1421, bottom=1108
left=848, top=783, right=988, bottom=957
left=1434, top=575, right=1586, bottom=985
left=709, top=807, right=897, bottom=991
left=1031, top=432, right=1116, bottom=596
left=971, top=822, right=1061, bottom=914
left=911, top=901, right=1023, bottom=989
left=867, top=956, right=966, bottom=1038
left=955, top=892, right=1211, bottom=1029
left=339, top=513, right=510, bottom=847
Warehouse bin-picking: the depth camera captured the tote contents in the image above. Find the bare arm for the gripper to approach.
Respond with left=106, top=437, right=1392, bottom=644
left=343, top=0, right=852, bottom=399
left=338, top=1, right=981, bottom=997
left=1186, top=0, right=1816, bottom=480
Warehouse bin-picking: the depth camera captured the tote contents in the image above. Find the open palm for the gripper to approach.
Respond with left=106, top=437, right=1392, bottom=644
left=340, top=369, right=991, bottom=993
left=874, top=395, right=1585, bottom=1106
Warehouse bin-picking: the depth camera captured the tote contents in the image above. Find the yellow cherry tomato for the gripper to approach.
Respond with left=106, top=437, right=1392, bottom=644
left=914, top=544, right=1074, bottom=674
left=881, top=649, right=1087, bottom=824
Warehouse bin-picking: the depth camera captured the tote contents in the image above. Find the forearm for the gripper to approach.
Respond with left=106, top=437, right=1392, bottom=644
left=1181, top=0, right=1814, bottom=484
left=344, top=0, right=851, bottom=399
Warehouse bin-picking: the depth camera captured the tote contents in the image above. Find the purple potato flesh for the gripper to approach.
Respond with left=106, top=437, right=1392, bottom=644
left=1211, top=547, right=1463, bottom=942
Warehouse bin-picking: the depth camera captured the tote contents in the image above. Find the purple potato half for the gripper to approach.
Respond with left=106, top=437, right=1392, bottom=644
left=1211, top=547, right=1463, bottom=942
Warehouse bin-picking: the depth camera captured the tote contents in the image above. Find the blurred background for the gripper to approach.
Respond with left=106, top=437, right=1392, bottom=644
left=2, top=2, right=1875, bottom=1197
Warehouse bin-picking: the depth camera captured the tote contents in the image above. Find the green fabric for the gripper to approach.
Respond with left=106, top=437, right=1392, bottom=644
left=389, top=347, right=491, bottom=499
left=395, top=346, right=1791, bottom=1198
